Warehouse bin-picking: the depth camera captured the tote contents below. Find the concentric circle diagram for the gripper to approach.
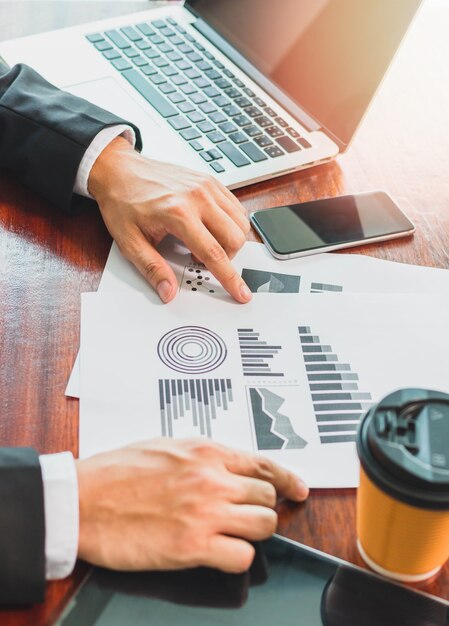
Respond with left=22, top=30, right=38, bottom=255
left=157, top=326, right=227, bottom=374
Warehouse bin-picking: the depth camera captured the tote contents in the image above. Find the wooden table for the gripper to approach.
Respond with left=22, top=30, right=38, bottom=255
left=1, top=2, right=448, bottom=624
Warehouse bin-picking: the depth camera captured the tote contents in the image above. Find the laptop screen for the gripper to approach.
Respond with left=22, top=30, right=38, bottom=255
left=186, top=0, right=422, bottom=148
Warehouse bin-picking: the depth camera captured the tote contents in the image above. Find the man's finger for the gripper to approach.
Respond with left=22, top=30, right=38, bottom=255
left=224, top=448, right=309, bottom=502
left=170, top=219, right=252, bottom=304
left=204, top=535, right=255, bottom=573
left=209, top=189, right=251, bottom=236
left=219, top=504, right=278, bottom=541
left=126, top=231, right=178, bottom=303
left=202, top=204, right=247, bottom=259
left=229, top=475, right=277, bottom=508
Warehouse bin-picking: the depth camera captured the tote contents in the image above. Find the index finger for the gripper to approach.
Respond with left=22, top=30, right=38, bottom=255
left=171, top=218, right=252, bottom=304
left=223, top=447, right=309, bottom=503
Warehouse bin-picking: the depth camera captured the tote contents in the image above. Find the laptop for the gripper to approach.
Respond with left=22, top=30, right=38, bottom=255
left=0, top=0, right=423, bottom=190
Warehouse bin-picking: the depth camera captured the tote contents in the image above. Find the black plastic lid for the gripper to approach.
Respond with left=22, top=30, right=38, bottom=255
left=357, top=389, right=449, bottom=510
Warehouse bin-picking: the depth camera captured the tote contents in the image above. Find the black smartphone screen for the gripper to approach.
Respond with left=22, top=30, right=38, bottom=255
left=251, top=192, right=414, bottom=256
left=57, top=537, right=448, bottom=626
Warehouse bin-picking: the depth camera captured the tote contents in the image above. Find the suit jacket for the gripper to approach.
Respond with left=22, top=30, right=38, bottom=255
left=0, top=64, right=142, bottom=606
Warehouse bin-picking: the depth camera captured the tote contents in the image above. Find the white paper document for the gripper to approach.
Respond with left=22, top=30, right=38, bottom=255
left=79, top=292, right=449, bottom=488
left=66, top=240, right=449, bottom=398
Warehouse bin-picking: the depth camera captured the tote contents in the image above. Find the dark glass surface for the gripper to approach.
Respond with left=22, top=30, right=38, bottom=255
left=186, top=0, right=422, bottom=146
left=59, top=537, right=448, bottom=626
left=251, top=192, right=414, bottom=255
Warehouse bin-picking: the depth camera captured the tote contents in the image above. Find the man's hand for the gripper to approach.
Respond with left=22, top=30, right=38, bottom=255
left=76, top=438, right=309, bottom=574
left=88, top=137, right=252, bottom=304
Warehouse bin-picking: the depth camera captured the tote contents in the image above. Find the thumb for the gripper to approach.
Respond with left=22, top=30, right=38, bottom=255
left=130, top=233, right=178, bottom=303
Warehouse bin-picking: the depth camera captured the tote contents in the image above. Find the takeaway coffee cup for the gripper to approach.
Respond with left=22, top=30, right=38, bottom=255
left=356, top=388, right=449, bottom=582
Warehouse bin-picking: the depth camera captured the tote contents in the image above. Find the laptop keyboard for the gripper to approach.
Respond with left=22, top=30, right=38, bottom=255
left=86, top=17, right=312, bottom=174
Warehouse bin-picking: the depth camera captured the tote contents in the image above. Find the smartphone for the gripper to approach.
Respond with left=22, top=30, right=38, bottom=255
left=250, top=191, right=415, bottom=259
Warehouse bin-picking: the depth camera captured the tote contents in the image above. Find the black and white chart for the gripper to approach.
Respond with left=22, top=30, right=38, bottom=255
left=158, top=326, right=227, bottom=374
left=241, top=268, right=301, bottom=293
left=238, top=328, right=284, bottom=378
left=159, top=378, right=233, bottom=439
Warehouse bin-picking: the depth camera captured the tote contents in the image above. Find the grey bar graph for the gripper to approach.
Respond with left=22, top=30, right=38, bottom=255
left=310, top=282, right=343, bottom=293
left=238, top=328, right=284, bottom=378
left=159, top=378, right=233, bottom=439
left=298, top=326, right=373, bottom=445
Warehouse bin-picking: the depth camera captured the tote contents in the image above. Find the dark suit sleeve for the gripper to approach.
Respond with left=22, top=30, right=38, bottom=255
left=0, top=63, right=142, bottom=214
left=0, top=448, right=45, bottom=606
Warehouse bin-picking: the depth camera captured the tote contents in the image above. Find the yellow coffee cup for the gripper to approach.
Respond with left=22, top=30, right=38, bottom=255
left=356, top=388, right=449, bottom=582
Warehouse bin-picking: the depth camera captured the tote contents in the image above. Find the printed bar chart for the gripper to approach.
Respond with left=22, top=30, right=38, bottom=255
left=238, top=328, right=284, bottom=378
left=298, top=327, right=373, bottom=444
left=159, top=378, right=233, bottom=439
left=310, top=282, right=344, bottom=293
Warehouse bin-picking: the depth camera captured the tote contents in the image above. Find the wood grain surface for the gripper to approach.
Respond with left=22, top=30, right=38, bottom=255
left=1, top=2, right=448, bottom=624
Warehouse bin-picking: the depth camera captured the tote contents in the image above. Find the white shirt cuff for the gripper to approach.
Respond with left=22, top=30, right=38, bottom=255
left=73, top=124, right=136, bottom=199
left=39, top=452, right=79, bottom=580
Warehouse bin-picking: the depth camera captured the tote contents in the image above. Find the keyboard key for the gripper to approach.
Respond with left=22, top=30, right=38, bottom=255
left=198, top=121, right=215, bottom=133
left=265, top=107, right=277, bottom=117
left=136, top=23, right=154, bottom=37
left=223, top=68, right=234, bottom=78
left=187, top=52, right=202, bottom=63
left=141, top=65, right=157, bottom=76
left=218, top=142, right=251, bottom=167
left=223, top=104, right=240, bottom=117
left=201, top=151, right=213, bottom=162
left=246, top=106, right=262, bottom=118
left=194, top=41, right=205, bottom=51
left=158, top=43, right=173, bottom=54
left=254, top=115, right=272, bottom=128
left=185, top=33, right=195, bottom=42
left=185, top=68, right=201, bottom=79
left=178, top=101, right=195, bottom=113
left=95, top=40, right=112, bottom=51
left=190, top=92, right=207, bottom=104
left=211, top=161, right=225, bottom=173
left=162, top=65, right=178, bottom=77
left=209, top=111, right=226, bottom=124
left=216, top=79, right=231, bottom=90
left=240, top=142, right=268, bottom=162
left=153, top=56, right=169, bottom=67
left=193, top=77, right=210, bottom=89
left=205, top=69, right=222, bottom=80
left=172, top=74, right=187, bottom=86
left=208, top=149, right=223, bottom=160
left=207, top=131, right=226, bottom=143
left=204, top=86, right=220, bottom=98
left=199, top=102, right=216, bottom=114
left=103, top=49, right=121, bottom=60
left=180, top=127, right=202, bottom=141
left=214, top=60, right=225, bottom=69
left=160, top=26, right=175, bottom=37
left=187, top=111, right=205, bottom=123
left=254, top=135, right=273, bottom=148
left=136, top=40, right=151, bottom=51
left=298, top=137, right=312, bottom=149
left=197, top=60, right=212, bottom=71
left=233, top=114, right=252, bottom=128
left=275, top=117, right=288, bottom=128
left=105, top=29, right=131, bottom=49
left=150, top=73, right=166, bottom=85
left=176, top=60, right=192, bottom=71
left=287, top=127, right=301, bottom=138
left=86, top=33, right=104, bottom=43
left=234, top=96, right=252, bottom=108
left=124, top=48, right=140, bottom=58
left=159, top=82, right=176, bottom=94
left=149, top=34, right=164, bottom=45
left=204, top=50, right=214, bottom=60
left=171, top=36, right=184, bottom=46
left=190, top=140, right=203, bottom=151
left=265, top=145, right=285, bottom=158
left=179, top=43, right=194, bottom=54
left=167, top=50, right=182, bottom=62
left=218, top=122, right=237, bottom=134
left=243, top=87, right=255, bottom=97
left=175, top=25, right=187, bottom=34
left=276, top=135, right=301, bottom=153
left=213, top=96, right=231, bottom=108
left=112, top=58, right=132, bottom=71
left=266, top=126, right=285, bottom=138
left=229, top=132, right=248, bottom=144
left=245, top=125, right=263, bottom=138
left=151, top=19, right=166, bottom=29
left=167, top=17, right=178, bottom=26
left=133, top=56, right=149, bottom=68
left=254, top=96, right=266, bottom=107
left=121, top=26, right=142, bottom=42
left=168, top=115, right=191, bottom=131
left=181, top=83, right=197, bottom=95
left=122, top=69, right=177, bottom=117
left=168, top=92, right=186, bottom=104
left=224, top=87, right=240, bottom=99
left=143, top=48, right=160, bottom=59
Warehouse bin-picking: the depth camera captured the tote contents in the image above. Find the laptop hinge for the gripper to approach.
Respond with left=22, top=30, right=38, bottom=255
left=191, top=18, right=321, bottom=135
